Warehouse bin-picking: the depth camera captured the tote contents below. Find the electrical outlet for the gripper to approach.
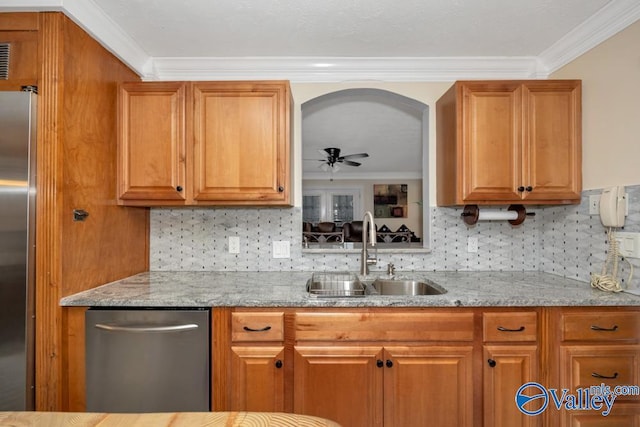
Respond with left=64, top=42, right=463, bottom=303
left=273, top=241, right=290, bottom=258
left=589, top=195, right=600, bottom=215
left=228, top=236, right=240, bottom=254
left=467, top=237, right=478, bottom=253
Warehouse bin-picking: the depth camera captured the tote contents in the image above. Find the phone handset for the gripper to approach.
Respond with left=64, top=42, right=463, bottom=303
left=591, top=186, right=633, bottom=292
left=599, top=186, right=626, bottom=227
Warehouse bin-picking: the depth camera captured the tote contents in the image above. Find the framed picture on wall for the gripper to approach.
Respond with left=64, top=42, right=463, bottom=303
left=373, top=184, right=407, bottom=218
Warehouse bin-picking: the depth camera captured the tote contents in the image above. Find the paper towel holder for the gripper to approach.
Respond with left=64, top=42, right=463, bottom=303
left=461, top=204, right=533, bottom=226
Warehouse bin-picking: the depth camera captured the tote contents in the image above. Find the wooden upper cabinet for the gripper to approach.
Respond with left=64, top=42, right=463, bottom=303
left=117, top=80, right=292, bottom=206
left=117, top=82, right=187, bottom=203
left=436, top=80, right=581, bottom=206
left=192, top=82, right=290, bottom=204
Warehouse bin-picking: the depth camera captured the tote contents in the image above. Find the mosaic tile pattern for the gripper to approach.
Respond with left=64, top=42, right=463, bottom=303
left=539, top=185, right=640, bottom=291
left=149, top=185, right=640, bottom=288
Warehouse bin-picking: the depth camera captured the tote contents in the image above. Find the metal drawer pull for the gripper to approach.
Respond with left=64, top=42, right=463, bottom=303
left=590, top=325, right=619, bottom=332
left=95, top=323, right=198, bottom=333
left=243, top=325, right=272, bottom=332
left=497, top=326, right=525, bottom=332
left=592, top=372, right=619, bottom=380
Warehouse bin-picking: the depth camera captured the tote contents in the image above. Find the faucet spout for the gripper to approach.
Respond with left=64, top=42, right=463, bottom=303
left=360, top=211, right=377, bottom=275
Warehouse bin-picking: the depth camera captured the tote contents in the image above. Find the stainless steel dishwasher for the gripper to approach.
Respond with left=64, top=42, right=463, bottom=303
left=86, top=308, right=210, bottom=413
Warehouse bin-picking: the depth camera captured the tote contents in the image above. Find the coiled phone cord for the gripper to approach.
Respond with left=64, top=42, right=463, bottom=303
left=590, top=228, right=634, bottom=292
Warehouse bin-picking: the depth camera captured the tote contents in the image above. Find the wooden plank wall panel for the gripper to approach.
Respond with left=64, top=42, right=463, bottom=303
left=35, top=12, right=148, bottom=411
left=59, top=15, right=148, bottom=297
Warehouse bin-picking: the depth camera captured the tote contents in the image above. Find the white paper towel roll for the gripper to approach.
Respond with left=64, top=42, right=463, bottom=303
left=477, top=210, right=519, bottom=221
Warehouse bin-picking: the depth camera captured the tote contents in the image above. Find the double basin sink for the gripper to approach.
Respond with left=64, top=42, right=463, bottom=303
left=307, top=272, right=446, bottom=298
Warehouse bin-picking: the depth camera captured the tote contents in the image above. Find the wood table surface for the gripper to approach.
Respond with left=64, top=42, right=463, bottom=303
left=0, top=411, right=342, bottom=426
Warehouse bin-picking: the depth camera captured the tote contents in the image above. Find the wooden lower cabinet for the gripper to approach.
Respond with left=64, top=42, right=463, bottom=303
left=383, top=346, right=474, bottom=427
left=482, top=310, right=540, bottom=427
left=294, top=346, right=384, bottom=427
left=484, top=345, right=539, bottom=427
left=547, top=308, right=640, bottom=427
left=229, top=345, right=285, bottom=412
left=216, top=307, right=640, bottom=427
left=293, top=345, right=473, bottom=427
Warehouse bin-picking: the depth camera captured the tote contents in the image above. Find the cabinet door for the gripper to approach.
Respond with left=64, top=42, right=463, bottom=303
left=484, top=345, right=539, bottom=427
left=523, top=81, right=581, bottom=202
left=384, top=346, right=474, bottom=427
left=460, top=82, right=523, bottom=202
left=229, top=346, right=285, bottom=412
left=192, top=81, right=290, bottom=204
left=294, top=346, right=384, bottom=427
left=117, top=82, right=186, bottom=203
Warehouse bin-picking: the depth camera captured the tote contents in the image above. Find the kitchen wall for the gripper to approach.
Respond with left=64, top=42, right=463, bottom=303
left=150, top=20, right=640, bottom=291
left=551, top=19, right=640, bottom=190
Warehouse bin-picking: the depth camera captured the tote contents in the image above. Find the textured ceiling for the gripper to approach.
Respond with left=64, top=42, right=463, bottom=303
left=93, top=0, right=610, bottom=58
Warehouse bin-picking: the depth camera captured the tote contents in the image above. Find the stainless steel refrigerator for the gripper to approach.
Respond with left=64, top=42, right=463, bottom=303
left=0, top=89, right=37, bottom=410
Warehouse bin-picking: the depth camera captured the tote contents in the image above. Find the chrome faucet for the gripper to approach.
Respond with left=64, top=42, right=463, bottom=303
left=360, top=211, right=378, bottom=275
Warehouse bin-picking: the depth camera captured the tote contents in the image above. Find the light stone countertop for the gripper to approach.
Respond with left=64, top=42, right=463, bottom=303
left=60, top=271, right=640, bottom=307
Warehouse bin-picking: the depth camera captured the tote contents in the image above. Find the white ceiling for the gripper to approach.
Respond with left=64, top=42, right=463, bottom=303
left=1, top=0, right=639, bottom=81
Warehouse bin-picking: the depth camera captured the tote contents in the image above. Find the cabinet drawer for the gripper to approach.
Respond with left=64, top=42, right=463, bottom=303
left=561, top=345, right=640, bottom=403
left=483, top=312, right=537, bottom=342
left=562, top=312, right=640, bottom=342
left=232, top=312, right=284, bottom=342
left=295, top=312, right=474, bottom=342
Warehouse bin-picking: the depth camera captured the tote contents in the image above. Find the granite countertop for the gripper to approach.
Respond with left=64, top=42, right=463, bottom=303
left=60, top=271, right=640, bottom=307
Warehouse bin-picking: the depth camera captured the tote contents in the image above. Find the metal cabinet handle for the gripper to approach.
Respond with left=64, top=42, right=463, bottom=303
left=592, top=372, right=618, bottom=380
left=278, top=186, right=284, bottom=192
left=488, top=359, right=497, bottom=368
left=275, top=360, right=283, bottom=369
left=376, top=359, right=384, bottom=368
left=386, top=360, right=393, bottom=368
left=517, top=186, right=525, bottom=192
left=525, top=186, right=533, bottom=192
left=497, top=326, right=525, bottom=332
left=590, top=325, right=619, bottom=332
left=94, top=323, right=198, bottom=333
left=176, top=186, right=183, bottom=192
left=243, top=325, right=272, bottom=332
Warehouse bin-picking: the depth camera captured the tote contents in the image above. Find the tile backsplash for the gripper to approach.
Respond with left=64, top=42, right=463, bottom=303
left=150, top=185, right=640, bottom=288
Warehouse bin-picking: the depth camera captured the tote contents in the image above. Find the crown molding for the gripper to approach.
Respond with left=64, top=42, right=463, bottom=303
left=1, top=0, right=638, bottom=81
left=537, top=0, right=640, bottom=76
left=0, top=0, right=152, bottom=75
left=61, top=0, right=151, bottom=74
left=145, top=56, right=543, bottom=82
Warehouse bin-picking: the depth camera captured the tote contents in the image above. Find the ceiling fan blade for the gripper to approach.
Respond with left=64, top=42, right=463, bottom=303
left=342, top=160, right=361, bottom=167
left=340, top=152, right=369, bottom=160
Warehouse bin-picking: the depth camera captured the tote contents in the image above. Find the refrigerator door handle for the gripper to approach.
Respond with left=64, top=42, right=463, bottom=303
left=94, top=323, right=199, bottom=333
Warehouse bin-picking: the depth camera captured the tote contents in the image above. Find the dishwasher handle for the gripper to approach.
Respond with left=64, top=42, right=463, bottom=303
left=94, top=323, right=199, bottom=333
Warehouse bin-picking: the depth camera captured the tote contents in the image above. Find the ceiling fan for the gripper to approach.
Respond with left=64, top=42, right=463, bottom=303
left=313, top=147, right=369, bottom=171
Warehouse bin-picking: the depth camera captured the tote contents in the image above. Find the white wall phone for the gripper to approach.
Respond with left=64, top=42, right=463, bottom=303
left=599, top=186, right=626, bottom=227
left=591, top=185, right=633, bottom=293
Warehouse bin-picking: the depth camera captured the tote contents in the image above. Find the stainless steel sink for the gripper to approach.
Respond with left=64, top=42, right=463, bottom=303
left=369, top=278, right=446, bottom=296
left=307, top=272, right=365, bottom=297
